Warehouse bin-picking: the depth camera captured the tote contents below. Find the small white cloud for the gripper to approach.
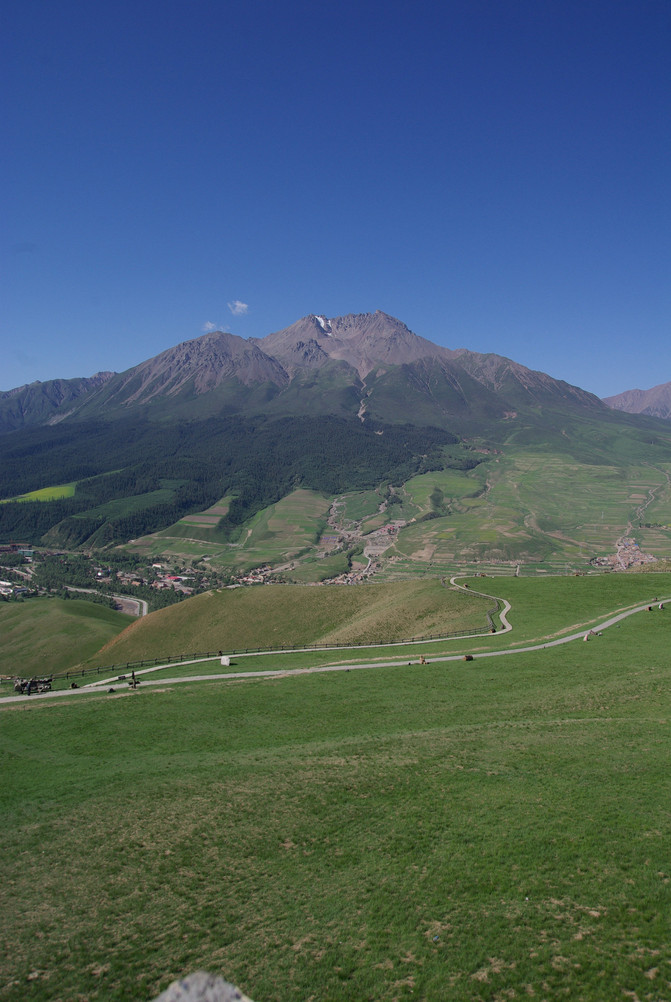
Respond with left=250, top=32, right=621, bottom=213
left=228, top=300, right=249, bottom=317
left=202, top=321, right=217, bottom=332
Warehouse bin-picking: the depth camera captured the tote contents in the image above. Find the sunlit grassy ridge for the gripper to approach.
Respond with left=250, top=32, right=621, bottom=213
left=91, top=579, right=490, bottom=665
left=2, top=575, right=671, bottom=1002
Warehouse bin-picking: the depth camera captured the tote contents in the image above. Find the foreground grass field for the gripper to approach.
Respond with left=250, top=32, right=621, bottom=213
left=2, top=574, right=671, bottom=1001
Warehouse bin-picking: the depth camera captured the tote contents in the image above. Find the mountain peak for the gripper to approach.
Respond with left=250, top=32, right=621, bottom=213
left=604, top=381, right=671, bottom=421
left=311, top=314, right=332, bottom=334
left=0, top=310, right=610, bottom=434
left=256, top=310, right=443, bottom=379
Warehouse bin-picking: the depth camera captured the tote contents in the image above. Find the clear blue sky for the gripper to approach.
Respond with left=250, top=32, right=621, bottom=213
left=2, top=0, right=669, bottom=397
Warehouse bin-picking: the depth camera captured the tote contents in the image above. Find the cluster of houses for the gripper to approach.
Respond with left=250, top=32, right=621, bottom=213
left=590, top=536, right=658, bottom=571
left=0, top=543, right=33, bottom=558
left=91, top=564, right=198, bottom=594
left=323, top=561, right=381, bottom=586
left=0, top=546, right=33, bottom=598
left=230, top=565, right=273, bottom=586
left=0, top=580, right=29, bottom=598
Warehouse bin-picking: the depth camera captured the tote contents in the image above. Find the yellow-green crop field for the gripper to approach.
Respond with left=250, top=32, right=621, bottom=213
left=0, top=481, right=77, bottom=503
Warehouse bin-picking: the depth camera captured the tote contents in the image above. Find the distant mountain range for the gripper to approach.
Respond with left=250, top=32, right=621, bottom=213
left=604, top=382, right=671, bottom=421
left=0, top=311, right=606, bottom=435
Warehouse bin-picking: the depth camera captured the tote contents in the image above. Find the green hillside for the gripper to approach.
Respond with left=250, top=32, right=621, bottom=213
left=0, top=598, right=131, bottom=678
left=112, top=415, right=671, bottom=579
left=0, top=415, right=454, bottom=548
left=386, top=450, right=671, bottom=572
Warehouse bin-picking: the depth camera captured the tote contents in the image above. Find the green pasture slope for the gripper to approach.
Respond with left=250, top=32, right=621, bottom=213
left=0, top=597, right=131, bottom=678
left=109, top=435, right=671, bottom=579
left=2, top=573, right=671, bottom=1001
left=388, top=451, right=671, bottom=570
left=86, top=578, right=490, bottom=667
left=127, top=489, right=331, bottom=568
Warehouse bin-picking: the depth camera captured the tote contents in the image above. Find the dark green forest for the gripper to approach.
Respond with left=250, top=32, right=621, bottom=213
left=0, top=415, right=465, bottom=547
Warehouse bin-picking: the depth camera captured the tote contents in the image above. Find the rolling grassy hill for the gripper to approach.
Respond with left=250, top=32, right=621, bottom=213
left=0, top=598, right=131, bottom=677
left=87, top=578, right=491, bottom=667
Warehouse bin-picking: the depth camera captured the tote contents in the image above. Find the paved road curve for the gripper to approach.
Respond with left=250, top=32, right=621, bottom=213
left=1, top=587, right=668, bottom=705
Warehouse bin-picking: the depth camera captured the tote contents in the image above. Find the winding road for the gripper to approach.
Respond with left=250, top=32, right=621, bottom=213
left=1, top=580, right=668, bottom=705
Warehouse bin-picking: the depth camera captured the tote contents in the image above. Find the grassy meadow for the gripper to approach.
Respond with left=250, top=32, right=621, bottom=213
left=2, top=573, right=671, bottom=1001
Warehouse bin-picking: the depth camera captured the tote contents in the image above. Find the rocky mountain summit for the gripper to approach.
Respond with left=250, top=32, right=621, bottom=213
left=604, top=381, right=671, bottom=421
left=0, top=371, right=115, bottom=434
left=253, top=311, right=447, bottom=379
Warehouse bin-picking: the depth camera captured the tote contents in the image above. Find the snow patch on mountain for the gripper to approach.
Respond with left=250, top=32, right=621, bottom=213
left=314, top=315, right=332, bottom=335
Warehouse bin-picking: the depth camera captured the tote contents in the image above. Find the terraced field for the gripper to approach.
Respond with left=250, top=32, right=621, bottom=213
left=388, top=453, right=671, bottom=572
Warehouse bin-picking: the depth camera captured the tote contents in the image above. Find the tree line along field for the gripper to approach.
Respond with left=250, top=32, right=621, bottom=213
left=2, top=573, right=671, bottom=1002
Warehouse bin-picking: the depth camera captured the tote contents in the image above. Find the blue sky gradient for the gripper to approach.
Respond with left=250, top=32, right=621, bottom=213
left=2, top=0, right=669, bottom=397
